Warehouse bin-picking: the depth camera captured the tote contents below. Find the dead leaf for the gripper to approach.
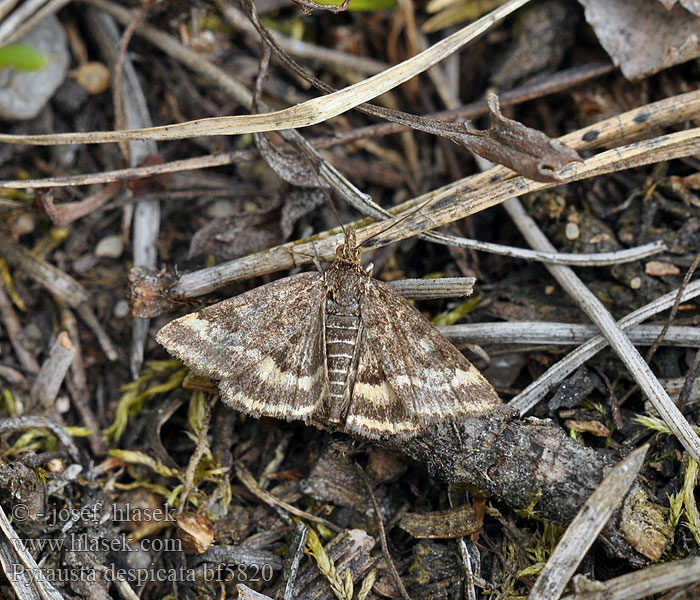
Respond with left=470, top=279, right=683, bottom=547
left=187, top=200, right=283, bottom=261
left=578, top=0, right=700, bottom=79
left=453, top=93, right=584, bottom=182
left=564, top=419, right=611, bottom=437
left=399, top=504, right=479, bottom=538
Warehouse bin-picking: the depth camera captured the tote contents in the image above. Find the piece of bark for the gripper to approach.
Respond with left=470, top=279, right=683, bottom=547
left=381, top=413, right=671, bottom=565
left=300, top=447, right=367, bottom=511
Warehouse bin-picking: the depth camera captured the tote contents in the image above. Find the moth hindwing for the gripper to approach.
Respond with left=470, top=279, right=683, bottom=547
left=156, top=232, right=502, bottom=438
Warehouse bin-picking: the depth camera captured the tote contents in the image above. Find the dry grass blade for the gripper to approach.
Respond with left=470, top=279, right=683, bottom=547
left=0, top=0, right=532, bottom=145
left=528, top=445, right=648, bottom=600
left=560, top=558, right=700, bottom=600
left=440, top=322, right=700, bottom=348
left=0, top=504, right=65, bottom=600
left=0, top=62, right=614, bottom=192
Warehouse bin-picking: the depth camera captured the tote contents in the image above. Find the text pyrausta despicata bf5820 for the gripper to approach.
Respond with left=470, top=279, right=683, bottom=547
left=156, top=228, right=501, bottom=438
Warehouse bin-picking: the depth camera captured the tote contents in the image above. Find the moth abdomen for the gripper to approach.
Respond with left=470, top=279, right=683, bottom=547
left=324, top=303, right=361, bottom=424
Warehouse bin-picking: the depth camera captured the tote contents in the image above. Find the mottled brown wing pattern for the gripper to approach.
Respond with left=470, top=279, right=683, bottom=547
left=345, top=277, right=502, bottom=438
left=156, top=272, right=328, bottom=422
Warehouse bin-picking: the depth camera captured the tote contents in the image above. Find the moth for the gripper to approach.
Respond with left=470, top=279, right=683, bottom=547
left=156, top=229, right=502, bottom=438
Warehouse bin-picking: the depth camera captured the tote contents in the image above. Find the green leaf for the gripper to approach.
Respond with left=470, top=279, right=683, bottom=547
left=0, top=43, right=47, bottom=71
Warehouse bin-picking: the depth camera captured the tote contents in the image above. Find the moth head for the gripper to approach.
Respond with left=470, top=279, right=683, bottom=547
left=335, top=227, right=361, bottom=265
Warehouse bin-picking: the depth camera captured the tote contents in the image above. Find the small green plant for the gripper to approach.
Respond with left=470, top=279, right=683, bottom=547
left=0, top=43, right=47, bottom=71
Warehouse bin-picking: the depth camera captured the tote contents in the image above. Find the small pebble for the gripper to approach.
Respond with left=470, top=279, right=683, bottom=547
left=113, top=299, right=130, bottom=319
left=205, top=200, right=236, bottom=219
left=45, top=458, right=64, bottom=474
left=95, top=235, right=124, bottom=258
left=565, top=222, right=580, bottom=240
left=545, top=285, right=555, bottom=295
left=55, top=395, right=70, bottom=413
left=629, top=276, right=642, bottom=290
left=645, top=261, right=681, bottom=277
left=618, top=228, right=635, bottom=244
left=14, top=213, right=35, bottom=235
left=73, top=61, right=111, bottom=95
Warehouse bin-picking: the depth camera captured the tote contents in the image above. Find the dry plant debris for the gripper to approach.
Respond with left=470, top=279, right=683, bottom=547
left=0, top=1, right=699, bottom=599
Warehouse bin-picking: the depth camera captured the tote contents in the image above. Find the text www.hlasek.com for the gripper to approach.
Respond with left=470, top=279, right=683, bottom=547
left=9, top=534, right=181, bottom=554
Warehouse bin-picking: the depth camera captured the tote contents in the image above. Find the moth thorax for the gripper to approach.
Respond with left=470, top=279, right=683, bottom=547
left=325, top=263, right=364, bottom=308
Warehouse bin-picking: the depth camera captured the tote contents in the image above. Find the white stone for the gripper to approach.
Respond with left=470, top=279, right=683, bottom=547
left=95, top=235, right=124, bottom=258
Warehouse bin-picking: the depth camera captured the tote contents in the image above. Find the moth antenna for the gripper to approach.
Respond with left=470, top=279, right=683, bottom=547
left=358, top=192, right=437, bottom=250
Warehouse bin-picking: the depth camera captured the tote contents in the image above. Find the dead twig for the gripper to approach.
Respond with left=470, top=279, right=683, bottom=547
left=645, top=249, right=700, bottom=364
left=29, top=331, right=75, bottom=410
left=0, top=416, right=80, bottom=462
left=440, top=322, right=700, bottom=348
left=0, top=281, right=39, bottom=374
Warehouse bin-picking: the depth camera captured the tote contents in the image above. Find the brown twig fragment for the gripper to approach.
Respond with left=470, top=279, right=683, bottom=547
left=30, top=331, right=75, bottom=410
left=38, top=182, right=121, bottom=227
left=0, top=281, right=39, bottom=374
